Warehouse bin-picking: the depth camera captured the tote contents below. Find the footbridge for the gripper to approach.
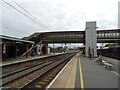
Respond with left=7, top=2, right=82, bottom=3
left=23, top=29, right=120, bottom=44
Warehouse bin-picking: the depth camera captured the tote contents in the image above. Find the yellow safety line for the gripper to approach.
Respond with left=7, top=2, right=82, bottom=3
left=79, top=56, right=84, bottom=90
left=101, top=56, right=120, bottom=62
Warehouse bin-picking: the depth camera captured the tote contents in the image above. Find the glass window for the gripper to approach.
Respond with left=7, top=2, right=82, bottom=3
left=102, top=33, right=104, bottom=38
left=116, top=33, right=120, bottom=38
left=105, top=33, right=108, bottom=38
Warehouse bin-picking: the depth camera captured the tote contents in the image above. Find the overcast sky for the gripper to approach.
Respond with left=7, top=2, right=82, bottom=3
left=0, top=0, right=119, bottom=38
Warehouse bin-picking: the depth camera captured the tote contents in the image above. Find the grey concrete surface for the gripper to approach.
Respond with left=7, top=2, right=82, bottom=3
left=79, top=55, right=118, bottom=88
left=75, top=60, right=80, bottom=88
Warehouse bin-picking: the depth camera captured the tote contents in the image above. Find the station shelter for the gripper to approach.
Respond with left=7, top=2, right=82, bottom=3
left=1, top=35, right=34, bottom=60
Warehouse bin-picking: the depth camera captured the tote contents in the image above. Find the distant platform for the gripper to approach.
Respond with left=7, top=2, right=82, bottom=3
left=0, top=53, right=63, bottom=66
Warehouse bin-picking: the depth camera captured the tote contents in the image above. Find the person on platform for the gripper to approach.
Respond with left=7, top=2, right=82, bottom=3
left=31, top=49, right=35, bottom=57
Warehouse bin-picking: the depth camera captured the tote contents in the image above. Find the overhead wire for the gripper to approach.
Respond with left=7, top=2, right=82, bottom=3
left=11, top=0, right=49, bottom=30
left=0, top=23, right=29, bottom=34
left=1, top=0, right=49, bottom=30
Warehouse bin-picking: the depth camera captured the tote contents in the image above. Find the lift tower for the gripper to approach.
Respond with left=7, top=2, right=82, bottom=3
left=85, top=21, right=97, bottom=58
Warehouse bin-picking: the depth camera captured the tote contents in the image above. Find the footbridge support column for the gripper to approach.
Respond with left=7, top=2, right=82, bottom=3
left=85, top=21, right=97, bottom=58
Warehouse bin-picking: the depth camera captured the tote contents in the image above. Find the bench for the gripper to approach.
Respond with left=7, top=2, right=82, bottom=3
left=103, top=62, right=113, bottom=70
left=95, top=58, right=114, bottom=70
left=102, top=60, right=106, bottom=65
left=95, top=58, right=100, bottom=62
left=95, top=58, right=102, bottom=64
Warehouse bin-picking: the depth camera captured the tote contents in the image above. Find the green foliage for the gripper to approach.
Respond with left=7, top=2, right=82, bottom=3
left=50, top=46, right=68, bottom=52
left=104, top=44, right=119, bottom=47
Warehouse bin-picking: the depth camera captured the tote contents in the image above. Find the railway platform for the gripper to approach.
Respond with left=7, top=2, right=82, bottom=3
left=0, top=53, right=63, bottom=66
left=47, top=53, right=119, bottom=89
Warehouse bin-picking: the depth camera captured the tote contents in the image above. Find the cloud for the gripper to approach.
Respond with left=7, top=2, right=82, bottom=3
left=1, top=0, right=119, bottom=38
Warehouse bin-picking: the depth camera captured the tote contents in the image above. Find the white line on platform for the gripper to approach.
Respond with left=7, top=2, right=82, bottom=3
left=45, top=56, right=73, bottom=89
left=111, top=71, right=120, bottom=76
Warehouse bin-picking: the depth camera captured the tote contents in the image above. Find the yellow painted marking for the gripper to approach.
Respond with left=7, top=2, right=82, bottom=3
left=101, top=56, right=120, bottom=62
left=35, top=85, right=42, bottom=88
left=79, top=56, right=84, bottom=90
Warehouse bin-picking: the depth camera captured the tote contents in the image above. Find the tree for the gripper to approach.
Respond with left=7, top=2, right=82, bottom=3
left=104, top=43, right=119, bottom=47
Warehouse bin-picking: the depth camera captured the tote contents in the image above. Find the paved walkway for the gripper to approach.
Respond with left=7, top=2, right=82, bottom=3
left=79, top=55, right=118, bottom=88
left=100, top=56, right=120, bottom=74
left=48, top=53, right=78, bottom=88
left=48, top=53, right=119, bottom=89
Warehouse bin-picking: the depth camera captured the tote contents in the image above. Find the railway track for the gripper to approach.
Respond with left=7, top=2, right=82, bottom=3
left=21, top=55, right=73, bottom=89
left=2, top=54, right=65, bottom=75
left=1, top=52, right=77, bottom=89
